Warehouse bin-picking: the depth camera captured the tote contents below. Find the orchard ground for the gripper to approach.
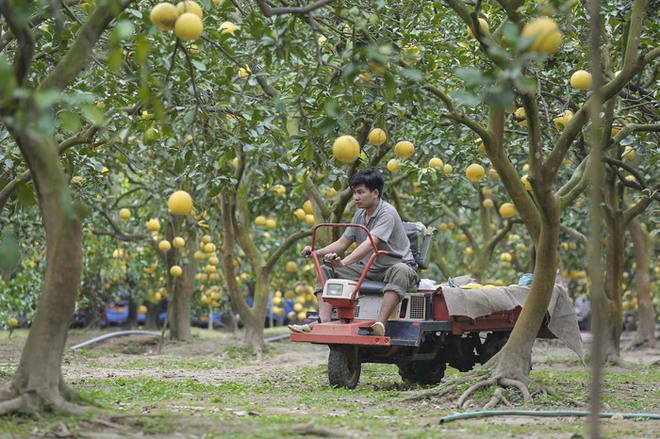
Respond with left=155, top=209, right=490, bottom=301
left=1, top=328, right=658, bottom=438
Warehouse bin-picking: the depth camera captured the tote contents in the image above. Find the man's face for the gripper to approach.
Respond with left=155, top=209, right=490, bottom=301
left=352, top=184, right=379, bottom=209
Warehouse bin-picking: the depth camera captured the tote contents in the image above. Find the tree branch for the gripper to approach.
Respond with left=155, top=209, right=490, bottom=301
left=265, top=229, right=312, bottom=271
left=254, top=0, right=335, bottom=17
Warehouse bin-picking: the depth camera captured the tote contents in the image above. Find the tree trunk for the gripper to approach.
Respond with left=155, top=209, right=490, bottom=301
left=603, top=172, right=625, bottom=360
left=244, top=314, right=265, bottom=352
left=628, top=219, right=655, bottom=349
left=0, top=132, right=84, bottom=414
left=164, top=222, right=195, bottom=341
left=494, top=211, right=559, bottom=382
left=169, top=267, right=193, bottom=341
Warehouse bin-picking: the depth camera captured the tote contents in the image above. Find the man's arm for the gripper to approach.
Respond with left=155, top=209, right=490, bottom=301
left=339, top=238, right=379, bottom=266
left=302, top=236, right=352, bottom=259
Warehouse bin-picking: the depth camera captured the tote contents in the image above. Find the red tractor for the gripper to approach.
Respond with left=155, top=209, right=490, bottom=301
left=290, top=223, right=543, bottom=389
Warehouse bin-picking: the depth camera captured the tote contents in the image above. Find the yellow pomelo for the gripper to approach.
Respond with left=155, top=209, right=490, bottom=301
left=521, top=174, right=532, bottom=190
left=194, top=250, right=205, bottom=261
left=138, top=305, right=148, bottom=314
left=204, top=242, right=216, bottom=253
left=284, top=290, right=295, bottom=300
left=387, top=159, right=401, bottom=172
left=174, top=12, right=203, bottom=41
left=499, top=203, right=517, bottom=218
left=394, top=141, right=414, bottom=158
left=302, top=200, right=313, bottom=215
left=147, top=218, right=161, bottom=232
left=173, top=236, right=185, bottom=248
left=443, top=164, right=453, bottom=174
left=205, top=264, right=217, bottom=274
left=429, top=157, right=444, bottom=169
left=150, top=3, right=180, bottom=31
left=304, top=214, right=315, bottom=226
left=119, top=208, right=131, bottom=220
left=285, top=261, right=298, bottom=273
left=208, top=256, right=219, bottom=266
left=170, top=265, right=183, bottom=277
left=202, top=234, right=212, bottom=243
left=500, top=252, right=512, bottom=262
left=294, top=208, right=306, bottom=221
left=176, top=1, right=202, bottom=18
left=265, top=218, right=277, bottom=229
left=570, top=70, right=592, bottom=90
left=553, top=110, right=573, bottom=129
left=255, top=215, right=267, bottom=226
left=514, top=107, right=527, bottom=127
left=332, top=135, right=360, bottom=163
left=159, top=240, right=172, bottom=251
left=466, top=164, right=485, bottom=182
left=368, top=128, right=387, bottom=146
left=219, top=21, right=235, bottom=34
left=168, top=190, right=193, bottom=215
left=521, top=17, right=562, bottom=55
left=482, top=187, right=492, bottom=197
left=467, top=18, right=489, bottom=38
left=8, top=317, right=19, bottom=328
left=482, top=198, right=494, bottom=209
left=488, top=168, right=499, bottom=179
left=622, top=146, right=635, bottom=159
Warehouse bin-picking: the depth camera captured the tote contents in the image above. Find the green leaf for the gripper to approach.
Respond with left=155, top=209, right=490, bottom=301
left=0, top=57, right=17, bottom=101
left=455, top=67, right=491, bottom=87
left=0, top=232, right=20, bottom=272
left=384, top=73, right=396, bottom=102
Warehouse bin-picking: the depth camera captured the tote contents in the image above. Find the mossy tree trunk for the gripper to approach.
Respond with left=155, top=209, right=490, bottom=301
left=628, top=219, right=655, bottom=349
left=0, top=0, right=133, bottom=414
left=603, top=171, right=626, bottom=360
left=220, top=168, right=311, bottom=353
left=165, top=223, right=197, bottom=342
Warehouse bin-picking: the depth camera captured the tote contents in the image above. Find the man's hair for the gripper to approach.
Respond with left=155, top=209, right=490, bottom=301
left=350, top=169, right=384, bottom=197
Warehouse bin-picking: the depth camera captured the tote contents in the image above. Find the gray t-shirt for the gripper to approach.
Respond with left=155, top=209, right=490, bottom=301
left=342, top=199, right=415, bottom=270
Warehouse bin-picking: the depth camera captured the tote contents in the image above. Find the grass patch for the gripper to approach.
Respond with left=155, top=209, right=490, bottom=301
left=2, top=329, right=659, bottom=438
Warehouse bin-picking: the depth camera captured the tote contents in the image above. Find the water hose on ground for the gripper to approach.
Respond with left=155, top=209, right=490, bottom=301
left=70, top=330, right=290, bottom=350
left=70, top=330, right=162, bottom=350
left=439, top=409, right=660, bottom=424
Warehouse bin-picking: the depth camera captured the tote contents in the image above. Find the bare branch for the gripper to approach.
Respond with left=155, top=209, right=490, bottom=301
left=265, top=229, right=313, bottom=271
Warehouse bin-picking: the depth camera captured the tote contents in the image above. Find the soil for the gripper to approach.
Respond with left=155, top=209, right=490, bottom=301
left=1, top=329, right=658, bottom=438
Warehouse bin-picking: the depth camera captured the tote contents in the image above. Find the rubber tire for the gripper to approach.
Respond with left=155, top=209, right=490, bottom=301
left=480, top=332, right=509, bottom=363
left=328, top=345, right=361, bottom=389
left=398, top=360, right=446, bottom=386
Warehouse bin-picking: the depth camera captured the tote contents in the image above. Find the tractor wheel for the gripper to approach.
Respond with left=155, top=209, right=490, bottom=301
left=480, top=331, right=509, bottom=363
left=397, top=362, right=416, bottom=383
left=397, top=360, right=446, bottom=386
left=328, top=345, right=361, bottom=389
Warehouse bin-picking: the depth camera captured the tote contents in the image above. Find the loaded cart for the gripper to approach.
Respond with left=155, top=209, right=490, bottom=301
left=290, top=223, right=583, bottom=389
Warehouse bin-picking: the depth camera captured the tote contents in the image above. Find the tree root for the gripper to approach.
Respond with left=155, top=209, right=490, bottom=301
left=0, top=396, right=24, bottom=416
left=457, top=376, right=498, bottom=408
left=483, top=387, right=513, bottom=409
left=625, top=337, right=656, bottom=351
left=403, top=367, right=490, bottom=402
left=0, top=381, right=94, bottom=417
left=603, top=354, right=628, bottom=367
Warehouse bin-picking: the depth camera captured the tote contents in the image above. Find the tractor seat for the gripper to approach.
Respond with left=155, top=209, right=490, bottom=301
left=358, top=280, right=388, bottom=294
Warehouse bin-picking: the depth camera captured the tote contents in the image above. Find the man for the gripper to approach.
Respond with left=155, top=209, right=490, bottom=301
left=289, top=169, right=418, bottom=336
